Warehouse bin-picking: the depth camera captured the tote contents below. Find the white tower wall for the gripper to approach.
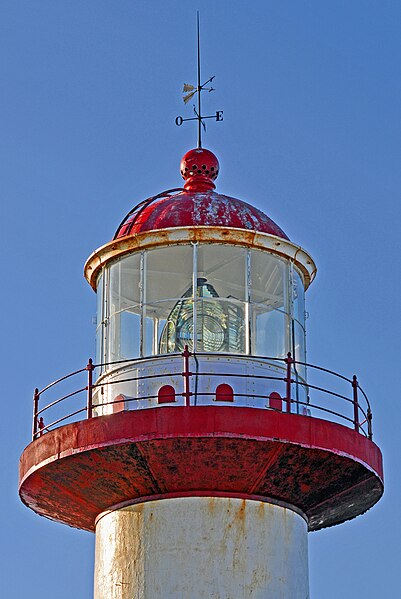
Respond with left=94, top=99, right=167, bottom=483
left=94, top=497, right=309, bottom=599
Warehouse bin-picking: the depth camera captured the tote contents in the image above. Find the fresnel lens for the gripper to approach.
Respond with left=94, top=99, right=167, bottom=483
left=160, top=277, right=244, bottom=354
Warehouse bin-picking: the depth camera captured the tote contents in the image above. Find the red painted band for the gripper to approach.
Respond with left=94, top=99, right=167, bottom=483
left=19, top=407, right=383, bottom=532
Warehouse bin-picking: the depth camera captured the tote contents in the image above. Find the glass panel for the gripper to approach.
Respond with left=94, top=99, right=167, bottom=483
left=252, top=306, right=287, bottom=358
left=157, top=299, right=194, bottom=353
left=251, top=250, right=287, bottom=313
left=143, top=316, right=153, bottom=357
left=157, top=318, right=167, bottom=350
left=109, top=254, right=141, bottom=315
left=95, top=272, right=104, bottom=372
left=197, top=299, right=245, bottom=353
left=144, top=245, right=194, bottom=356
left=250, top=250, right=289, bottom=359
left=105, top=254, right=141, bottom=363
left=107, top=307, right=141, bottom=363
left=195, top=245, right=247, bottom=353
left=292, top=320, right=307, bottom=407
left=145, top=299, right=185, bottom=321
left=197, top=245, right=247, bottom=301
left=121, top=310, right=141, bottom=358
left=292, top=268, right=305, bottom=327
left=145, top=245, right=193, bottom=303
left=293, top=321, right=306, bottom=365
left=107, top=313, right=120, bottom=363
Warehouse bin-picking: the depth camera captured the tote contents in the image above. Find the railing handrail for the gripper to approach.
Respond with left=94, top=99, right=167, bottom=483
left=37, top=367, right=87, bottom=396
left=31, top=350, right=373, bottom=441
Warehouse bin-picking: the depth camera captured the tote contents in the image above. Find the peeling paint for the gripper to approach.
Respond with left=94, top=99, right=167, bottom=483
left=115, top=191, right=289, bottom=240
left=19, top=407, right=383, bottom=533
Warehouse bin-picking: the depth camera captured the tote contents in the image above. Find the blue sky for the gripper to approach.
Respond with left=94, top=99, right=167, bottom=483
left=1, top=1, right=400, bottom=597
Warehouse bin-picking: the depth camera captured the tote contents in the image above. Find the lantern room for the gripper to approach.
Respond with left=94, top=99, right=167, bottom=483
left=95, top=244, right=307, bottom=362
left=84, top=148, right=316, bottom=415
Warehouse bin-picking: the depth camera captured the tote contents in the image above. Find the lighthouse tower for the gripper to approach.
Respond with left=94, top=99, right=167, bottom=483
left=19, top=145, right=383, bottom=598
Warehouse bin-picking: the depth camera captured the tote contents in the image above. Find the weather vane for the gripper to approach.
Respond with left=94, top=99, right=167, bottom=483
left=175, top=12, right=223, bottom=148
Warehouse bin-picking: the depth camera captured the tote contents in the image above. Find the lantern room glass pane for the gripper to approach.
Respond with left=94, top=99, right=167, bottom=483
left=145, top=245, right=193, bottom=303
left=197, top=245, right=247, bottom=301
left=121, top=311, right=141, bottom=358
left=195, top=245, right=247, bottom=354
left=196, top=299, right=246, bottom=353
left=157, top=299, right=194, bottom=353
left=250, top=250, right=287, bottom=313
left=107, top=254, right=141, bottom=363
left=252, top=306, right=287, bottom=358
left=107, top=313, right=118, bottom=363
left=250, top=250, right=289, bottom=358
left=292, top=320, right=307, bottom=400
left=106, top=305, right=140, bottom=361
left=293, top=321, right=306, bottom=365
left=144, top=245, right=194, bottom=356
left=110, top=254, right=141, bottom=313
left=292, top=268, right=305, bottom=327
left=96, top=272, right=104, bottom=369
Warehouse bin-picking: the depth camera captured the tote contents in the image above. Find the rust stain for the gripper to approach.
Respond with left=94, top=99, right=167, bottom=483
left=234, top=499, right=247, bottom=529
left=84, top=226, right=316, bottom=291
left=207, top=496, right=216, bottom=515
left=300, top=482, right=311, bottom=493
left=257, top=501, right=265, bottom=519
left=132, top=503, right=144, bottom=516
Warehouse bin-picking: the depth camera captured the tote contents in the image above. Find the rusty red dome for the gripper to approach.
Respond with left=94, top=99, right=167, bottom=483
left=114, top=149, right=288, bottom=240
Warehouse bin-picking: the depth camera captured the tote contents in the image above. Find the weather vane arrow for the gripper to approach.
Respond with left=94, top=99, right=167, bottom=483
left=175, top=12, right=223, bottom=148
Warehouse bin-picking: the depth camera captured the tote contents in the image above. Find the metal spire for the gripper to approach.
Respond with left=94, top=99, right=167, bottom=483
left=196, top=11, right=202, bottom=147
left=175, top=11, right=223, bottom=148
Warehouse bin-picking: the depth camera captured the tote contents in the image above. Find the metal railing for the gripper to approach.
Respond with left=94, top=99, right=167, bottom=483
left=31, top=349, right=373, bottom=441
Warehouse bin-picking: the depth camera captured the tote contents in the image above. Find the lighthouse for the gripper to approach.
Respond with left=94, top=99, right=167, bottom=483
left=19, top=140, right=383, bottom=597
left=18, top=18, right=383, bottom=595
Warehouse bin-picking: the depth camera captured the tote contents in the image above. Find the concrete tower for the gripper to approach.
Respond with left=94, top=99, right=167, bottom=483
left=19, top=146, right=383, bottom=598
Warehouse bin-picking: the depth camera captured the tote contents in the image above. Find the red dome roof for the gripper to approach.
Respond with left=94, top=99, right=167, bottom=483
left=115, top=190, right=288, bottom=240
left=115, top=148, right=288, bottom=240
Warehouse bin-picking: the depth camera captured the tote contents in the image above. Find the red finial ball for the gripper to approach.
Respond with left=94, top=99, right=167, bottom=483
left=180, top=148, right=219, bottom=191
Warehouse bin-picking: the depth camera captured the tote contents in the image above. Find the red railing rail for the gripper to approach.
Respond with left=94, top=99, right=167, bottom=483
left=86, top=358, right=95, bottom=419
left=30, top=350, right=373, bottom=441
left=285, top=352, right=293, bottom=413
left=182, top=346, right=192, bottom=407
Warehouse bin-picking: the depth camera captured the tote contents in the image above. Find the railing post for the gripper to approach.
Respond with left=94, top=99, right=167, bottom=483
left=182, top=345, right=192, bottom=407
left=32, top=388, right=39, bottom=440
left=352, top=374, right=359, bottom=432
left=367, top=407, right=373, bottom=440
left=86, top=358, right=95, bottom=419
left=285, top=352, right=293, bottom=413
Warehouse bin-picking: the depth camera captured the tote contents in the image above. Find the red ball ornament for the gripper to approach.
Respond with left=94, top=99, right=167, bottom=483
left=180, top=148, right=219, bottom=191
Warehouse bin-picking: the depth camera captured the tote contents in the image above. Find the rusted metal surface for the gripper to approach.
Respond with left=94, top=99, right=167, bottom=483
left=114, top=189, right=289, bottom=239
left=84, top=226, right=317, bottom=291
left=94, top=498, right=309, bottom=599
left=113, top=188, right=184, bottom=240
left=19, top=406, right=383, bottom=533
